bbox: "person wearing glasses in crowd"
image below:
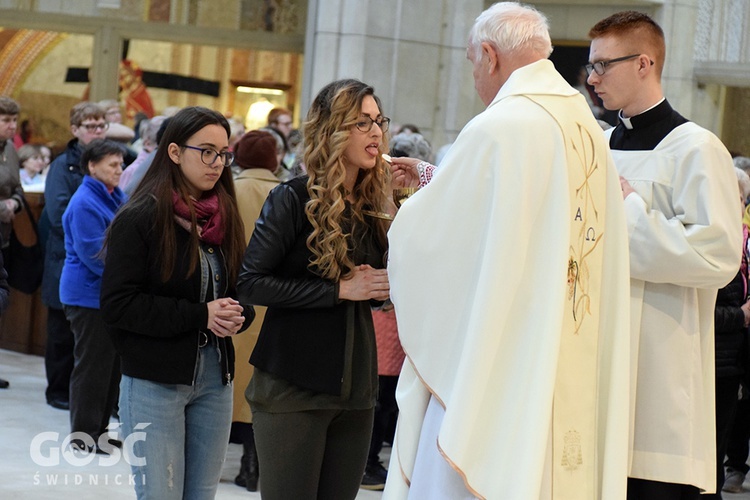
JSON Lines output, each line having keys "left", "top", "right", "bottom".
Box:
{"left": 237, "top": 79, "right": 392, "bottom": 500}
{"left": 41, "top": 101, "right": 109, "bottom": 412}
{"left": 587, "top": 11, "right": 741, "bottom": 499}
{"left": 100, "top": 106, "right": 253, "bottom": 499}
{"left": 98, "top": 100, "right": 138, "bottom": 165}
{"left": 266, "top": 107, "right": 298, "bottom": 177}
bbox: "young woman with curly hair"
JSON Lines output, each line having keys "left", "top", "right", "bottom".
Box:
{"left": 237, "top": 79, "right": 393, "bottom": 500}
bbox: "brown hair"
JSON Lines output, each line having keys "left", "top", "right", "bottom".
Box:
{"left": 303, "top": 79, "right": 390, "bottom": 281}
{"left": 116, "top": 106, "right": 245, "bottom": 283}
{"left": 0, "top": 97, "right": 20, "bottom": 116}
{"left": 267, "top": 107, "right": 291, "bottom": 126}
{"left": 17, "top": 144, "right": 41, "bottom": 164}
{"left": 70, "top": 102, "right": 105, "bottom": 126}
{"left": 588, "top": 11, "right": 665, "bottom": 76}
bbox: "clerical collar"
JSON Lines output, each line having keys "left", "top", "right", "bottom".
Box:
{"left": 619, "top": 98, "right": 667, "bottom": 130}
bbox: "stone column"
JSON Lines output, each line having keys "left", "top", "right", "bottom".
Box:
{"left": 89, "top": 25, "right": 122, "bottom": 102}
{"left": 655, "top": 0, "right": 706, "bottom": 124}
{"left": 302, "top": 0, "right": 485, "bottom": 154}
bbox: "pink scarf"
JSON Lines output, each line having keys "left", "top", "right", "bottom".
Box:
{"left": 172, "top": 191, "right": 224, "bottom": 245}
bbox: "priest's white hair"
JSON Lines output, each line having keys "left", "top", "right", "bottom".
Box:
{"left": 469, "top": 2, "right": 553, "bottom": 59}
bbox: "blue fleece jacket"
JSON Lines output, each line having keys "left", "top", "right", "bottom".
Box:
{"left": 60, "top": 176, "right": 127, "bottom": 309}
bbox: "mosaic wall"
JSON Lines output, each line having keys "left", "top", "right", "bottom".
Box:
{"left": 238, "top": 0, "right": 303, "bottom": 34}
{"left": 0, "top": 25, "right": 301, "bottom": 149}
{"left": 0, "top": 0, "right": 305, "bottom": 147}
{"left": 2, "top": 0, "right": 306, "bottom": 33}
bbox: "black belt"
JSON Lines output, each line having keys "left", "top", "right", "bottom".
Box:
{"left": 198, "top": 330, "right": 216, "bottom": 348}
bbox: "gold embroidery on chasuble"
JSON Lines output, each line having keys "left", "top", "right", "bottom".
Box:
{"left": 552, "top": 116, "right": 607, "bottom": 499}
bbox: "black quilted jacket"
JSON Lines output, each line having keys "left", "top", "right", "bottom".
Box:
{"left": 714, "top": 269, "right": 749, "bottom": 378}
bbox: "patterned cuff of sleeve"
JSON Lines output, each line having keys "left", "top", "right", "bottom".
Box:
{"left": 416, "top": 161, "right": 435, "bottom": 187}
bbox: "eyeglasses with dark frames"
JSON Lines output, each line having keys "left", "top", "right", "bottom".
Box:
{"left": 183, "top": 145, "right": 235, "bottom": 167}
{"left": 585, "top": 54, "right": 652, "bottom": 76}
{"left": 79, "top": 122, "right": 109, "bottom": 132}
{"left": 355, "top": 115, "right": 390, "bottom": 134}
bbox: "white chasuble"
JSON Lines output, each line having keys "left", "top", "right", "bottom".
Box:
{"left": 383, "top": 60, "right": 631, "bottom": 500}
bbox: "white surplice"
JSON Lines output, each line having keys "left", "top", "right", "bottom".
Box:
{"left": 384, "top": 59, "right": 631, "bottom": 500}
{"left": 609, "top": 123, "right": 742, "bottom": 493}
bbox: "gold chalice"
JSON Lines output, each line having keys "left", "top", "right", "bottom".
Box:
{"left": 393, "top": 187, "right": 419, "bottom": 208}
{"left": 361, "top": 186, "right": 419, "bottom": 221}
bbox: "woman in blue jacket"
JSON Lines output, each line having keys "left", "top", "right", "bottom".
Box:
{"left": 60, "top": 138, "right": 127, "bottom": 452}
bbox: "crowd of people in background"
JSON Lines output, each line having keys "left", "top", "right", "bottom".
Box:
{"left": 2, "top": 2, "right": 750, "bottom": 500}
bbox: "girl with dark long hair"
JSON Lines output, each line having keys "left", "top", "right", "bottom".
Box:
{"left": 101, "top": 106, "right": 253, "bottom": 499}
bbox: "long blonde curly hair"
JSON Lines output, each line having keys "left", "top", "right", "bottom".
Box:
{"left": 303, "top": 79, "right": 391, "bottom": 281}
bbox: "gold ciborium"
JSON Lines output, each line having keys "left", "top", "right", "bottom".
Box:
{"left": 362, "top": 187, "right": 419, "bottom": 221}
{"left": 393, "top": 187, "right": 419, "bottom": 208}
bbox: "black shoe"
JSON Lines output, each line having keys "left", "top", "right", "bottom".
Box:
{"left": 47, "top": 398, "right": 70, "bottom": 410}
{"left": 0, "top": 378, "right": 8, "bottom": 389}
{"left": 95, "top": 438, "right": 122, "bottom": 455}
{"left": 70, "top": 437, "right": 122, "bottom": 455}
{"left": 235, "top": 439, "right": 259, "bottom": 491}
{"left": 360, "top": 461, "right": 387, "bottom": 491}
{"left": 234, "top": 451, "right": 249, "bottom": 488}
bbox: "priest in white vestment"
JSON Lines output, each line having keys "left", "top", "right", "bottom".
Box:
{"left": 587, "top": 11, "right": 743, "bottom": 498}
{"left": 383, "top": 3, "right": 632, "bottom": 500}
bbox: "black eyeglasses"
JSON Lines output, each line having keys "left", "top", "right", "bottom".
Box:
{"left": 79, "top": 122, "right": 109, "bottom": 132}
{"left": 585, "top": 54, "right": 643, "bottom": 76}
{"left": 183, "top": 145, "right": 235, "bottom": 167}
{"left": 355, "top": 116, "right": 390, "bottom": 134}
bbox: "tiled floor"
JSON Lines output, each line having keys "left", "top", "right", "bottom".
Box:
{"left": 0, "top": 348, "right": 384, "bottom": 499}
{"left": 6, "top": 346, "right": 750, "bottom": 499}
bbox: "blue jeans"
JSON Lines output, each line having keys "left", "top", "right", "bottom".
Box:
{"left": 119, "top": 345, "right": 232, "bottom": 500}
